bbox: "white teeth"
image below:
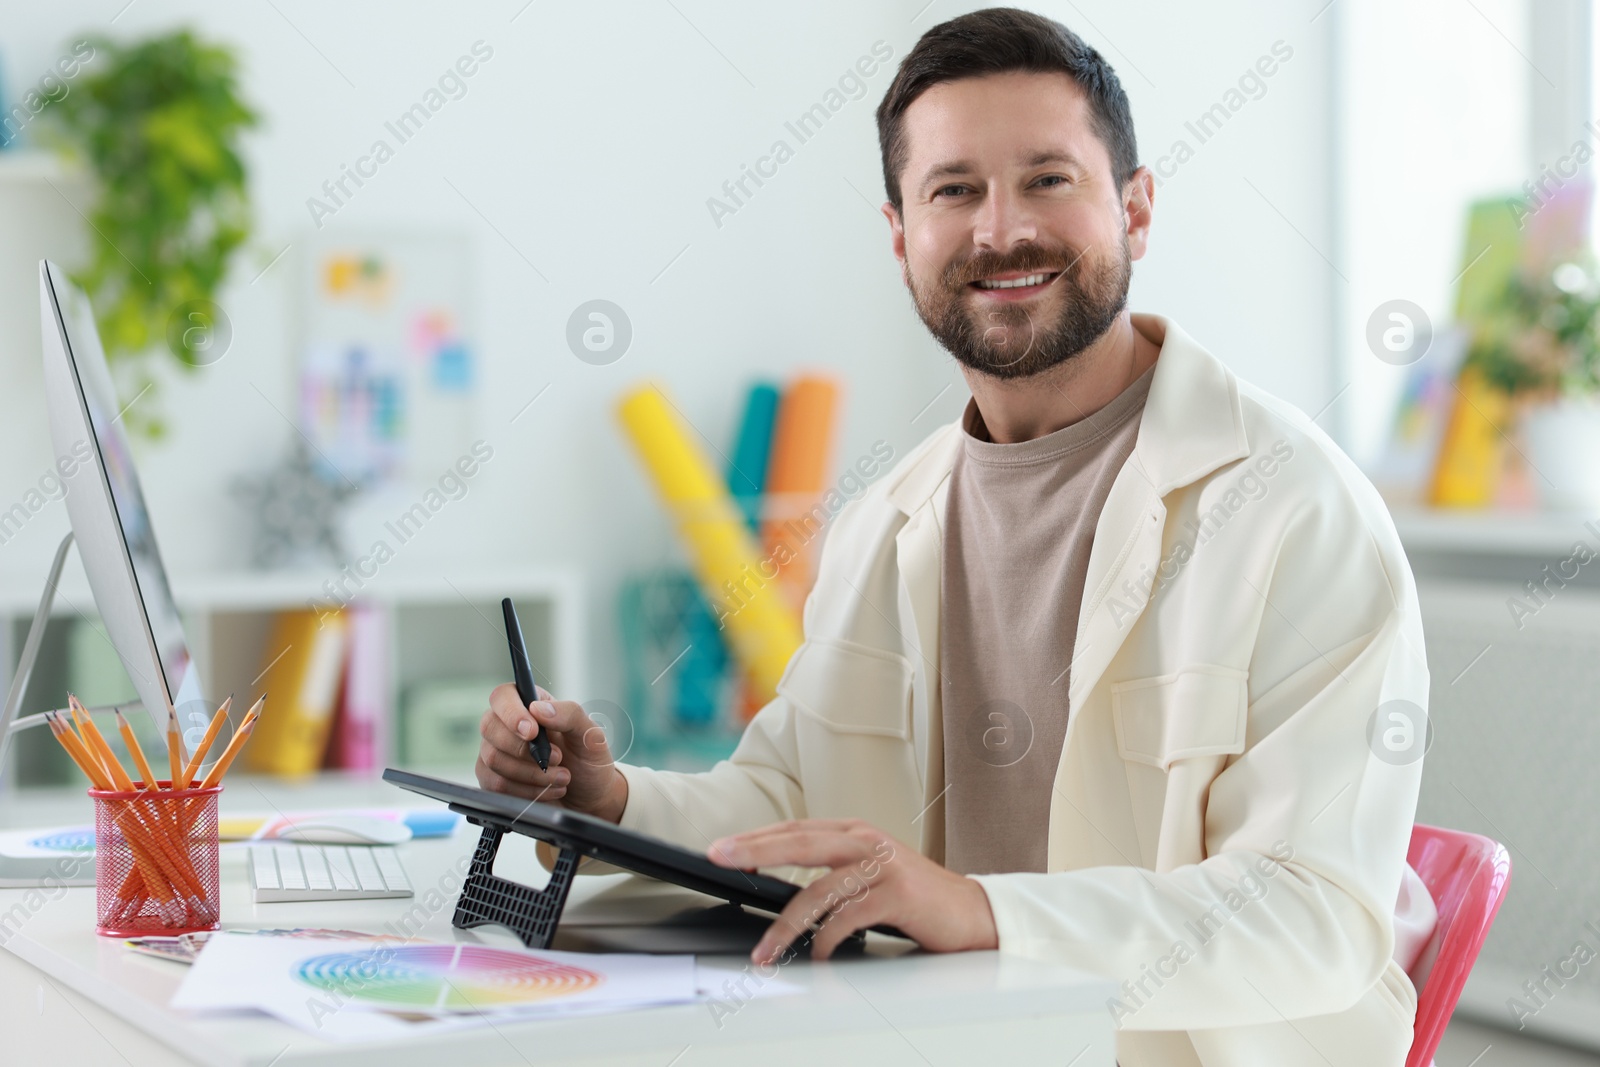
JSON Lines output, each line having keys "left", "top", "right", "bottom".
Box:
{"left": 975, "top": 272, "right": 1053, "bottom": 290}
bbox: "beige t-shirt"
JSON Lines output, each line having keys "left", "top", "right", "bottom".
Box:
{"left": 940, "top": 367, "right": 1154, "bottom": 875}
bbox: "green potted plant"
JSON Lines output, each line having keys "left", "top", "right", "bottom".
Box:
{"left": 1466, "top": 257, "right": 1600, "bottom": 510}
{"left": 41, "top": 29, "right": 257, "bottom": 438}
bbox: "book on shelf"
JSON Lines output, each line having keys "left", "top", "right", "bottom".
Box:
{"left": 246, "top": 609, "right": 350, "bottom": 777}
{"left": 324, "top": 601, "right": 389, "bottom": 772}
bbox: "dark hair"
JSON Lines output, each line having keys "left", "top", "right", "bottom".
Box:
{"left": 875, "top": 7, "right": 1138, "bottom": 213}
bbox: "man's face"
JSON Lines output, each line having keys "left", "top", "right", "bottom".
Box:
{"left": 885, "top": 71, "right": 1147, "bottom": 380}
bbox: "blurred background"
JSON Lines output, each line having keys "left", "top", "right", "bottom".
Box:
{"left": 0, "top": 1, "right": 1597, "bottom": 1061}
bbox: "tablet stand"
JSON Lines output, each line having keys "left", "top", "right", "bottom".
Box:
{"left": 451, "top": 813, "right": 582, "bottom": 949}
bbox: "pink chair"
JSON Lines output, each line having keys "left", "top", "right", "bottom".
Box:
{"left": 1404, "top": 824, "right": 1513, "bottom": 1067}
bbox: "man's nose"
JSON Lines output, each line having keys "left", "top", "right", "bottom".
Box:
{"left": 971, "top": 184, "right": 1039, "bottom": 252}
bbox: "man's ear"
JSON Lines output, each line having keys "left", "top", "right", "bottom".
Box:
{"left": 1123, "top": 166, "right": 1155, "bottom": 262}
{"left": 881, "top": 201, "right": 910, "bottom": 284}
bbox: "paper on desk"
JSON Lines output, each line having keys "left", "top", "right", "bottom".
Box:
{"left": 695, "top": 958, "right": 804, "bottom": 1002}
{"left": 172, "top": 932, "right": 702, "bottom": 1041}
{"left": 126, "top": 928, "right": 388, "bottom": 965}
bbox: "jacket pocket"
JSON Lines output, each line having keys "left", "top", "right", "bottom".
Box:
{"left": 1111, "top": 666, "right": 1249, "bottom": 770}
{"left": 777, "top": 638, "right": 912, "bottom": 739}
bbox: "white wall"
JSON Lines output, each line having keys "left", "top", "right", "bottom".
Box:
{"left": 0, "top": 0, "right": 1340, "bottom": 704}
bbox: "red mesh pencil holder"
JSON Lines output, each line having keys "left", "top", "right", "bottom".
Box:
{"left": 90, "top": 781, "right": 222, "bottom": 937}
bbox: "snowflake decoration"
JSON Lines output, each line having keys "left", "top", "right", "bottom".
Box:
{"left": 231, "top": 442, "right": 358, "bottom": 569}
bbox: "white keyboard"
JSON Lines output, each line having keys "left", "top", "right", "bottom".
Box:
{"left": 248, "top": 843, "right": 413, "bottom": 902}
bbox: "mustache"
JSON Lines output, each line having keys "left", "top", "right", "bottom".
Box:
{"left": 943, "top": 243, "right": 1091, "bottom": 287}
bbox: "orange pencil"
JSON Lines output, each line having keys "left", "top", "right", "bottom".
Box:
{"left": 47, "top": 712, "right": 111, "bottom": 790}
{"left": 165, "top": 705, "right": 186, "bottom": 790}
{"left": 198, "top": 706, "right": 260, "bottom": 790}
{"left": 72, "top": 703, "right": 136, "bottom": 793}
{"left": 115, "top": 709, "right": 159, "bottom": 790}
{"left": 65, "top": 695, "right": 106, "bottom": 779}
{"left": 118, "top": 834, "right": 177, "bottom": 907}
{"left": 181, "top": 695, "right": 236, "bottom": 784}
{"left": 115, "top": 705, "right": 194, "bottom": 862}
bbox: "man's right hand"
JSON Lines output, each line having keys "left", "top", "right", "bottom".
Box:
{"left": 476, "top": 683, "right": 628, "bottom": 824}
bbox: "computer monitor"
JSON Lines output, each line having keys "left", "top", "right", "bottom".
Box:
{"left": 37, "top": 259, "right": 207, "bottom": 739}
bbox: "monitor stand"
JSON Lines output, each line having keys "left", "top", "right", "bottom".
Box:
{"left": 0, "top": 533, "right": 112, "bottom": 887}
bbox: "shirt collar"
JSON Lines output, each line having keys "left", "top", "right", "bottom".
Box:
{"left": 884, "top": 314, "right": 1250, "bottom": 515}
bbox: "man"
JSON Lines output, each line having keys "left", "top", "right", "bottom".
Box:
{"left": 478, "top": 9, "right": 1437, "bottom": 1065}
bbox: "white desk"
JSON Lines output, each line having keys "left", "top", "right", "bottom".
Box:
{"left": 0, "top": 777, "right": 1116, "bottom": 1066}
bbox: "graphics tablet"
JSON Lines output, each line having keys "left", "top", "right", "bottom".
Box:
{"left": 382, "top": 768, "right": 802, "bottom": 917}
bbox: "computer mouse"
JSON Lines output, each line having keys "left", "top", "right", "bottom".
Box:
{"left": 276, "top": 815, "right": 414, "bottom": 846}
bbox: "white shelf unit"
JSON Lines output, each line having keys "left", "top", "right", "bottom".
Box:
{"left": 0, "top": 562, "right": 587, "bottom": 791}
{"left": 0, "top": 150, "right": 80, "bottom": 184}
{"left": 1389, "top": 505, "right": 1600, "bottom": 558}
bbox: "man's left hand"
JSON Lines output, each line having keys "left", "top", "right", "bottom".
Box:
{"left": 708, "top": 818, "right": 999, "bottom": 964}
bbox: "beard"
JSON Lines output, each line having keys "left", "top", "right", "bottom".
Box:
{"left": 907, "top": 233, "right": 1132, "bottom": 381}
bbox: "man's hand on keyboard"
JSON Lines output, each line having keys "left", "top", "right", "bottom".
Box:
{"left": 476, "top": 683, "right": 629, "bottom": 823}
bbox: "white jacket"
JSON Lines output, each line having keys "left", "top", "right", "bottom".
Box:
{"left": 615, "top": 315, "right": 1431, "bottom": 1066}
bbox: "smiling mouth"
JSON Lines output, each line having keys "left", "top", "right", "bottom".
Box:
{"left": 969, "top": 271, "right": 1060, "bottom": 292}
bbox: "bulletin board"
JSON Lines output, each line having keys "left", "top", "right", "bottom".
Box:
{"left": 297, "top": 233, "right": 477, "bottom": 487}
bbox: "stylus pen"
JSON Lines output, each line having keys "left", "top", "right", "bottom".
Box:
{"left": 502, "top": 597, "right": 551, "bottom": 771}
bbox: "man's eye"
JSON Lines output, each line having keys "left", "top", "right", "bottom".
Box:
{"left": 933, "top": 184, "right": 970, "bottom": 199}
{"left": 1035, "top": 174, "right": 1069, "bottom": 188}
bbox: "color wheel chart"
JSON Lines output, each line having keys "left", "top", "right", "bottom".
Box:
{"left": 294, "top": 944, "right": 604, "bottom": 1011}
{"left": 30, "top": 829, "right": 95, "bottom": 853}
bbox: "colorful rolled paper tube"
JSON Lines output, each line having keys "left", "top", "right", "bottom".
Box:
{"left": 617, "top": 384, "right": 803, "bottom": 703}
{"left": 671, "top": 381, "right": 778, "bottom": 724}
{"left": 760, "top": 376, "right": 840, "bottom": 612}
{"left": 728, "top": 382, "right": 780, "bottom": 531}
